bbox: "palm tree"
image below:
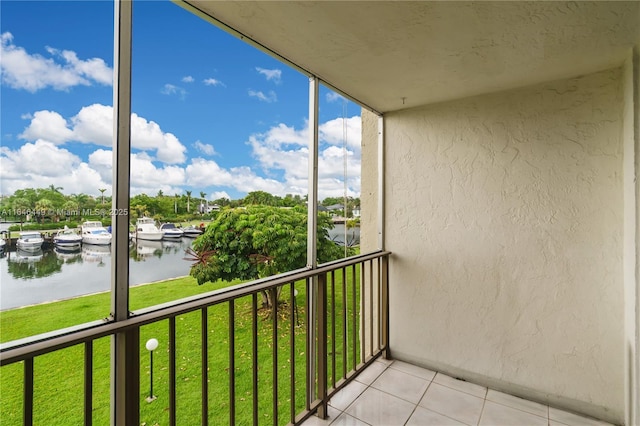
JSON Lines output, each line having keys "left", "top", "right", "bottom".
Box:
{"left": 186, "top": 190, "right": 192, "bottom": 213}
{"left": 199, "top": 191, "right": 206, "bottom": 214}
{"left": 73, "top": 193, "right": 89, "bottom": 216}
{"left": 12, "top": 198, "right": 30, "bottom": 230}
{"left": 99, "top": 188, "right": 107, "bottom": 205}
{"left": 48, "top": 184, "right": 63, "bottom": 193}
{"left": 35, "top": 198, "right": 54, "bottom": 223}
{"left": 174, "top": 193, "right": 179, "bottom": 214}
{"left": 157, "top": 189, "right": 164, "bottom": 198}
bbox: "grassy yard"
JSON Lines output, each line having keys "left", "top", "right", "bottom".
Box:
{"left": 0, "top": 269, "right": 361, "bottom": 425}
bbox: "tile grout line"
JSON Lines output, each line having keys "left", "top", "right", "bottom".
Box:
{"left": 476, "top": 390, "right": 489, "bottom": 426}
{"left": 402, "top": 376, "right": 435, "bottom": 425}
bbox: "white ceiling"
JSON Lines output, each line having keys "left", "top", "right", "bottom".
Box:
{"left": 183, "top": 1, "right": 639, "bottom": 113}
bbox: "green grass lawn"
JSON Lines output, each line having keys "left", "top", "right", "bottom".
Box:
{"left": 0, "top": 269, "right": 361, "bottom": 425}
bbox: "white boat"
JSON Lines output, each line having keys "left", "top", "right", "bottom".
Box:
{"left": 134, "top": 217, "right": 164, "bottom": 241}
{"left": 160, "top": 223, "right": 183, "bottom": 239}
{"left": 81, "top": 221, "right": 112, "bottom": 245}
{"left": 53, "top": 226, "right": 83, "bottom": 250}
{"left": 182, "top": 225, "right": 203, "bottom": 237}
{"left": 16, "top": 231, "right": 44, "bottom": 251}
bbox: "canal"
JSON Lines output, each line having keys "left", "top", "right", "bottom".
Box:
{"left": 0, "top": 224, "right": 359, "bottom": 311}
{"left": 0, "top": 238, "right": 195, "bottom": 311}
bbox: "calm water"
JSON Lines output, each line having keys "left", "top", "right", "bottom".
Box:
{"left": 0, "top": 237, "right": 195, "bottom": 311}
{"left": 0, "top": 223, "right": 359, "bottom": 311}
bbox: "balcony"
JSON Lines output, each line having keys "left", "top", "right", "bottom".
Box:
{"left": 0, "top": 247, "right": 620, "bottom": 426}
{"left": 0, "top": 252, "right": 391, "bottom": 425}
{"left": 300, "top": 359, "right": 614, "bottom": 426}
{"left": 2, "top": 1, "right": 636, "bottom": 425}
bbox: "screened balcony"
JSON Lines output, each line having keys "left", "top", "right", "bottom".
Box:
{"left": 1, "top": 1, "right": 639, "bottom": 425}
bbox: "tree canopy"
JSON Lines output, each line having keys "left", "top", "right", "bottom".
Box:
{"left": 189, "top": 205, "right": 346, "bottom": 285}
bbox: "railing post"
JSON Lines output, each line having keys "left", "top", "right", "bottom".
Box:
{"left": 381, "top": 255, "right": 390, "bottom": 359}
{"left": 307, "top": 75, "right": 320, "bottom": 406}
{"left": 316, "top": 272, "right": 328, "bottom": 419}
{"left": 111, "top": 0, "right": 134, "bottom": 424}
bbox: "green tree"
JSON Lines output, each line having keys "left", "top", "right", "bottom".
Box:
{"left": 12, "top": 197, "right": 30, "bottom": 229}
{"left": 13, "top": 188, "right": 39, "bottom": 207}
{"left": 62, "top": 200, "right": 79, "bottom": 221}
{"left": 213, "top": 197, "right": 231, "bottom": 207}
{"left": 99, "top": 188, "right": 107, "bottom": 205}
{"left": 190, "top": 205, "right": 345, "bottom": 307}
{"left": 72, "top": 193, "right": 89, "bottom": 213}
{"left": 243, "top": 190, "right": 278, "bottom": 206}
{"left": 34, "top": 198, "right": 54, "bottom": 223}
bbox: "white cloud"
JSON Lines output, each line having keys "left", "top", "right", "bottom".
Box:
{"left": 326, "top": 92, "right": 345, "bottom": 103}
{"left": 71, "top": 103, "right": 113, "bottom": 146}
{"left": 130, "top": 113, "right": 187, "bottom": 164}
{"left": 248, "top": 89, "right": 277, "bottom": 103}
{"left": 0, "top": 141, "right": 108, "bottom": 195}
{"left": 0, "top": 32, "right": 112, "bottom": 92}
{"left": 204, "top": 78, "right": 224, "bottom": 87}
{"left": 182, "top": 75, "right": 194, "bottom": 83}
{"left": 259, "top": 123, "right": 308, "bottom": 149}
{"left": 161, "top": 83, "right": 187, "bottom": 97}
{"left": 193, "top": 141, "right": 216, "bottom": 156}
{"left": 4, "top": 100, "right": 362, "bottom": 200}
{"left": 185, "top": 158, "right": 286, "bottom": 194}
{"left": 46, "top": 47, "right": 112, "bottom": 86}
{"left": 210, "top": 191, "right": 231, "bottom": 201}
{"left": 88, "top": 149, "right": 186, "bottom": 193}
{"left": 256, "top": 67, "right": 282, "bottom": 83}
{"left": 19, "top": 104, "right": 188, "bottom": 164}
{"left": 319, "top": 116, "right": 362, "bottom": 151}
{"left": 18, "top": 110, "right": 74, "bottom": 144}
{"left": 246, "top": 116, "right": 362, "bottom": 199}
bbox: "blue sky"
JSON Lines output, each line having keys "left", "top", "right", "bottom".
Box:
{"left": 0, "top": 0, "right": 362, "bottom": 202}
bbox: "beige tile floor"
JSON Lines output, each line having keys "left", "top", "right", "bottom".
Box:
{"left": 301, "top": 359, "right": 614, "bottom": 426}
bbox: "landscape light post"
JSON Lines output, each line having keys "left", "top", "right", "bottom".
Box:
{"left": 145, "top": 338, "right": 158, "bottom": 402}
{"left": 293, "top": 289, "right": 300, "bottom": 326}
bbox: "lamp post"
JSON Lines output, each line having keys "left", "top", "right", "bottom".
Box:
{"left": 145, "top": 338, "right": 158, "bottom": 403}
{"left": 293, "top": 289, "right": 300, "bottom": 326}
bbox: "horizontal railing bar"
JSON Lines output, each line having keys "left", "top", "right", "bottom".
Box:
{"left": 1, "top": 252, "right": 390, "bottom": 365}
{"left": 0, "top": 319, "right": 109, "bottom": 352}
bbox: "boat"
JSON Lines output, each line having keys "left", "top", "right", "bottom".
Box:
{"left": 81, "top": 221, "right": 112, "bottom": 245}
{"left": 160, "top": 223, "right": 183, "bottom": 239}
{"left": 16, "top": 231, "right": 44, "bottom": 251}
{"left": 182, "top": 225, "right": 203, "bottom": 237}
{"left": 134, "top": 217, "right": 164, "bottom": 241}
{"left": 53, "top": 226, "right": 83, "bottom": 250}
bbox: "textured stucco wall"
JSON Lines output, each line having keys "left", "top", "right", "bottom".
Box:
{"left": 360, "top": 109, "right": 379, "bottom": 253}
{"left": 384, "top": 68, "right": 625, "bottom": 422}
{"left": 622, "top": 48, "right": 639, "bottom": 426}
